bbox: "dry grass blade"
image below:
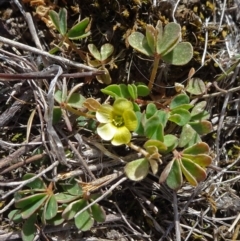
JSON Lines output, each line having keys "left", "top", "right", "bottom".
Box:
{"left": 75, "top": 171, "right": 123, "bottom": 194}
{"left": 0, "top": 36, "right": 97, "bottom": 71}
{"left": 44, "top": 65, "right": 69, "bottom": 166}
{"left": 26, "top": 108, "right": 36, "bottom": 143}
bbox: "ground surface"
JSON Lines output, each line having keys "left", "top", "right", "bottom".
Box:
{"left": 0, "top": 0, "right": 240, "bottom": 241}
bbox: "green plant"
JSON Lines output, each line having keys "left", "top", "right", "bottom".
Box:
{"left": 49, "top": 8, "right": 90, "bottom": 55}
{"left": 51, "top": 77, "right": 212, "bottom": 190}
{"left": 128, "top": 20, "right": 193, "bottom": 90}
{"left": 8, "top": 174, "right": 59, "bottom": 241}
{"left": 87, "top": 43, "right": 114, "bottom": 84}
{"left": 54, "top": 80, "right": 97, "bottom": 130}
{"left": 61, "top": 193, "right": 105, "bottom": 231}
{"left": 159, "top": 142, "right": 212, "bottom": 190}
{"left": 9, "top": 174, "right": 106, "bottom": 241}
{"left": 56, "top": 179, "right": 106, "bottom": 231}
{"left": 97, "top": 84, "right": 212, "bottom": 190}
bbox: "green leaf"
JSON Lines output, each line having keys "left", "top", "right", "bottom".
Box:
{"left": 166, "top": 159, "right": 183, "bottom": 190}
{"left": 149, "top": 123, "right": 164, "bottom": 142}
{"left": 128, "top": 32, "right": 154, "bottom": 57}
{"left": 89, "top": 193, "right": 101, "bottom": 200}
{"left": 157, "top": 22, "right": 181, "bottom": 56}
{"left": 15, "top": 193, "right": 47, "bottom": 209}
{"left": 145, "top": 116, "right": 161, "bottom": 138}
{"left": 62, "top": 199, "right": 87, "bottom": 220}
{"left": 67, "top": 93, "right": 86, "bottom": 109}
{"left": 186, "top": 78, "right": 206, "bottom": 95}
{"left": 55, "top": 193, "right": 80, "bottom": 203}
{"left": 49, "top": 45, "right": 62, "bottom": 55}
{"left": 60, "top": 180, "right": 83, "bottom": 196}
{"left": 134, "top": 111, "right": 144, "bottom": 135}
{"left": 183, "top": 142, "right": 210, "bottom": 155}
{"left": 88, "top": 44, "right": 101, "bottom": 61}
{"left": 47, "top": 213, "right": 65, "bottom": 226}
{"left": 190, "top": 101, "right": 210, "bottom": 121}
{"left": 191, "top": 101, "right": 207, "bottom": 117}
{"left": 23, "top": 173, "right": 46, "bottom": 189}
{"left": 67, "top": 17, "right": 90, "bottom": 40}
{"left": 178, "top": 124, "right": 195, "bottom": 148}
{"left": 75, "top": 210, "right": 94, "bottom": 231}
{"left": 136, "top": 84, "right": 150, "bottom": 97}
{"left": 100, "top": 43, "right": 114, "bottom": 61}
{"left": 44, "top": 195, "right": 58, "bottom": 220}
{"left": 119, "top": 84, "right": 131, "bottom": 98}
{"left": 185, "top": 132, "right": 202, "bottom": 148}
{"left": 54, "top": 90, "right": 65, "bottom": 104}
{"left": 133, "top": 102, "right": 141, "bottom": 112}
{"left": 146, "top": 103, "right": 157, "bottom": 119}
{"left": 124, "top": 158, "right": 149, "bottom": 181}
{"left": 101, "top": 84, "right": 122, "bottom": 98}
{"left": 144, "top": 139, "right": 167, "bottom": 152}
{"left": 162, "top": 42, "right": 193, "bottom": 65}
{"left": 91, "top": 203, "right": 106, "bottom": 222}
{"left": 163, "top": 134, "right": 178, "bottom": 153}
{"left": 96, "top": 66, "right": 112, "bottom": 84}
{"left": 146, "top": 24, "right": 156, "bottom": 53}
{"left": 156, "top": 110, "right": 169, "bottom": 128}
{"left": 59, "top": 8, "right": 67, "bottom": 35}
{"left": 179, "top": 158, "right": 198, "bottom": 186}
{"left": 170, "top": 94, "right": 190, "bottom": 110}
{"left": 20, "top": 195, "right": 48, "bottom": 219}
{"left": 188, "top": 121, "right": 212, "bottom": 135}
{"left": 127, "top": 84, "right": 138, "bottom": 100}
{"left": 159, "top": 159, "right": 182, "bottom": 190}
{"left": 8, "top": 209, "right": 22, "bottom": 223}
{"left": 182, "top": 154, "right": 212, "bottom": 167}
{"left": 169, "top": 109, "right": 191, "bottom": 126}
{"left": 181, "top": 158, "right": 207, "bottom": 184}
{"left": 192, "top": 110, "right": 210, "bottom": 121}
{"left": 21, "top": 214, "right": 37, "bottom": 241}
{"left": 156, "top": 20, "right": 163, "bottom": 45}
{"left": 49, "top": 10, "right": 60, "bottom": 33}
{"left": 170, "top": 104, "right": 193, "bottom": 111}
{"left": 53, "top": 107, "right": 62, "bottom": 124}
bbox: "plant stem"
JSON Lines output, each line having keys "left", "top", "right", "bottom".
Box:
{"left": 127, "top": 142, "right": 149, "bottom": 157}
{"left": 64, "top": 104, "right": 95, "bottom": 119}
{"left": 148, "top": 54, "right": 161, "bottom": 91}
{"left": 64, "top": 37, "right": 86, "bottom": 61}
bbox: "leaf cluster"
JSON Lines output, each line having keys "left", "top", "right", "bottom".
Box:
{"left": 100, "top": 86, "right": 213, "bottom": 189}
{"left": 52, "top": 78, "right": 213, "bottom": 190}
{"left": 87, "top": 43, "right": 114, "bottom": 84}
{"left": 48, "top": 8, "right": 90, "bottom": 55}
{"left": 128, "top": 21, "right": 193, "bottom": 66}
{"left": 49, "top": 8, "right": 91, "bottom": 40}
{"left": 128, "top": 21, "right": 193, "bottom": 90}
{"left": 9, "top": 174, "right": 105, "bottom": 241}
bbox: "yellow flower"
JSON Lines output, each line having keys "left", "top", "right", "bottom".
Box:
{"left": 96, "top": 98, "right": 138, "bottom": 145}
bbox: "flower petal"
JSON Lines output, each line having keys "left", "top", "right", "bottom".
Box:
{"left": 111, "top": 126, "right": 131, "bottom": 146}
{"left": 97, "top": 123, "right": 116, "bottom": 141}
{"left": 113, "top": 98, "right": 133, "bottom": 115}
{"left": 96, "top": 104, "right": 113, "bottom": 123}
{"left": 123, "top": 110, "right": 138, "bottom": 131}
